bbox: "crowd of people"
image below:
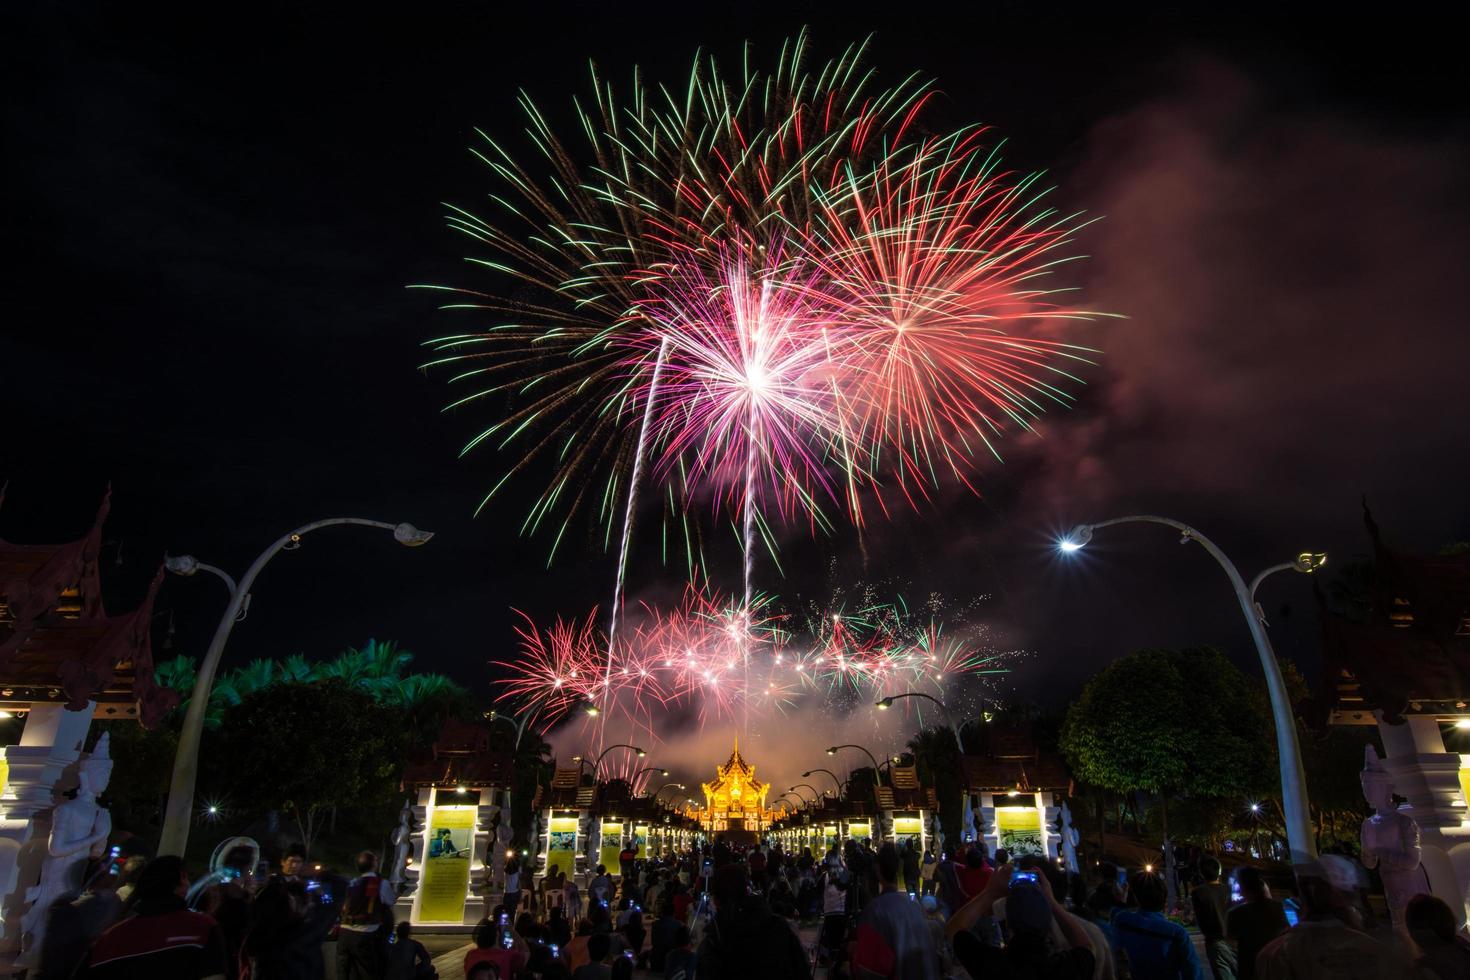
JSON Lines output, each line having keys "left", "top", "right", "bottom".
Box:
{"left": 28, "top": 833, "right": 1470, "bottom": 979}
{"left": 30, "top": 843, "right": 433, "bottom": 980}
{"left": 477, "top": 834, "right": 1470, "bottom": 980}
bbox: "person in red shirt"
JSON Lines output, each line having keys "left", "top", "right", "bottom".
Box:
{"left": 81, "top": 856, "right": 228, "bottom": 980}
{"left": 464, "top": 915, "right": 528, "bottom": 980}
{"left": 956, "top": 847, "right": 993, "bottom": 901}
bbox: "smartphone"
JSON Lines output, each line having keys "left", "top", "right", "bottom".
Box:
{"left": 1116, "top": 868, "right": 1128, "bottom": 888}
{"left": 623, "top": 950, "right": 635, "bottom": 961}
{"left": 1283, "top": 898, "right": 1300, "bottom": 928}
{"left": 550, "top": 945, "right": 560, "bottom": 958}
{"left": 499, "top": 912, "right": 509, "bottom": 926}
{"left": 305, "top": 880, "right": 321, "bottom": 892}
{"left": 109, "top": 845, "right": 122, "bottom": 859}
{"left": 1010, "top": 870, "right": 1039, "bottom": 885}
{"left": 502, "top": 931, "right": 515, "bottom": 950}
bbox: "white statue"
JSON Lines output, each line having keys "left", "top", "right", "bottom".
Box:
{"left": 389, "top": 799, "right": 413, "bottom": 889}
{"left": 21, "top": 733, "right": 113, "bottom": 958}
{"left": 1361, "top": 744, "right": 1425, "bottom": 922}
{"left": 1059, "top": 801, "right": 1081, "bottom": 873}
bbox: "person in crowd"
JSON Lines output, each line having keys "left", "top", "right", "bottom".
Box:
{"left": 900, "top": 839, "right": 922, "bottom": 897}
{"left": 199, "top": 843, "right": 256, "bottom": 980}
{"left": 946, "top": 861, "right": 1096, "bottom": 980}
{"left": 564, "top": 918, "right": 595, "bottom": 972}
{"left": 465, "top": 965, "right": 498, "bottom": 980}
{"left": 338, "top": 850, "right": 397, "bottom": 980}
{"left": 994, "top": 849, "right": 1010, "bottom": 868}
{"left": 1403, "top": 893, "right": 1470, "bottom": 980}
{"left": 113, "top": 854, "right": 147, "bottom": 903}
{"left": 384, "top": 920, "right": 437, "bottom": 980}
{"left": 851, "top": 842, "right": 937, "bottom": 980}
{"left": 79, "top": 855, "right": 229, "bottom": 979}
{"left": 619, "top": 842, "right": 638, "bottom": 884}
{"left": 1190, "top": 857, "right": 1236, "bottom": 980}
{"left": 696, "top": 862, "right": 811, "bottom": 980}
{"left": 649, "top": 895, "right": 682, "bottom": 971}
{"left": 503, "top": 856, "right": 523, "bottom": 917}
{"left": 920, "top": 849, "right": 938, "bottom": 897}
{"left": 1088, "top": 863, "right": 1126, "bottom": 923}
{"left": 618, "top": 896, "right": 646, "bottom": 968}
{"left": 1254, "top": 855, "right": 1413, "bottom": 980}
{"left": 933, "top": 846, "right": 965, "bottom": 917}
{"left": 1225, "top": 867, "right": 1288, "bottom": 980}
{"left": 956, "top": 844, "right": 993, "bottom": 903}
{"left": 918, "top": 895, "right": 957, "bottom": 979}
{"left": 664, "top": 924, "right": 697, "bottom": 980}
{"left": 35, "top": 862, "right": 124, "bottom": 980}
{"left": 243, "top": 874, "right": 338, "bottom": 980}
{"left": 564, "top": 871, "right": 584, "bottom": 924}
{"left": 820, "top": 853, "right": 851, "bottom": 964}
{"left": 278, "top": 844, "right": 307, "bottom": 882}
{"left": 1111, "top": 871, "right": 1205, "bottom": 980}
{"left": 590, "top": 865, "right": 614, "bottom": 909}
{"left": 466, "top": 915, "right": 529, "bottom": 980}
{"left": 549, "top": 904, "right": 574, "bottom": 947}
{"left": 995, "top": 856, "right": 1117, "bottom": 980}
{"left": 572, "top": 932, "right": 614, "bottom": 980}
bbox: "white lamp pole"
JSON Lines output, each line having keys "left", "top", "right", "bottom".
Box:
{"left": 159, "top": 517, "right": 433, "bottom": 856}
{"left": 1059, "top": 516, "right": 1324, "bottom": 865}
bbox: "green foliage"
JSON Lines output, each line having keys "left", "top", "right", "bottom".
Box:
{"left": 1060, "top": 648, "right": 1269, "bottom": 802}
{"left": 159, "top": 639, "right": 471, "bottom": 739}
{"left": 201, "top": 679, "right": 407, "bottom": 854}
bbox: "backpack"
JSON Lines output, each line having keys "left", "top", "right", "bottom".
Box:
{"left": 341, "top": 875, "right": 388, "bottom": 927}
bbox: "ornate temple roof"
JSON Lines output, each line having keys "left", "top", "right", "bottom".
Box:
{"left": 1310, "top": 507, "right": 1470, "bottom": 727}
{"left": 702, "top": 737, "right": 770, "bottom": 798}
{"left": 399, "top": 718, "right": 515, "bottom": 788}
{"left": 0, "top": 488, "right": 178, "bottom": 728}
{"left": 960, "top": 725, "right": 1071, "bottom": 792}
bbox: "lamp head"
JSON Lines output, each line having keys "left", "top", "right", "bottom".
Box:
{"left": 164, "top": 554, "right": 200, "bottom": 576}
{"left": 583, "top": 703, "right": 600, "bottom": 717}
{"left": 1058, "top": 524, "right": 1093, "bottom": 553}
{"left": 826, "top": 747, "right": 837, "bottom": 755}
{"left": 661, "top": 769, "right": 670, "bottom": 777}
{"left": 876, "top": 697, "right": 893, "bottom": 710}
{"left": 393, "top": 522, "right": 434, "bottom": 547}
{"left": 1293, "top": 551, "right": 1328, "bottom": 574}
{"left": 636, "top": 748, "right": 646, "bottom": 758}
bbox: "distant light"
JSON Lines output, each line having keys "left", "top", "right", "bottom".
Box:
{"left": 0, "top": 710, "right": 13, "bottom": 719}
{"left": 456, "top": 786, "right": 467, "bottom": 794}
{"left": 1058, "top": 539, "right": 1083, "bottom": 553}
{"left": 1456, "top": 720, "right": 1470, "bottom": 731}
{"left": 1145, "top": 863, "right": 1154, "bottom": 873}
{"left": 208, "top": 805, "right": 219, "bottom": 815}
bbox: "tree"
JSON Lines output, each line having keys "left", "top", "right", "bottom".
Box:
{"left": 204, "top": 679, "right": 407, "bottom": 855}
{"left": 906, "top": 726, "right": 963, "bottom": 845}
{"left": 1060, "top": 648, "right": 1270, "bottom": 839}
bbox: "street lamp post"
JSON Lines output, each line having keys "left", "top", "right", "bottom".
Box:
{"left": 876, "top": 692, "right": 968, "bottom": 753}
{"left": 789, "top": 784, "right": 821, "bottom": 804}
{"left": 826, "top": 743, "right": 881, "bottom": 772}
{"left": 653, "top": 783, "right": 686, "bottom": 803}
{"left": 1058, "top": 515, "right": 1324, "bottom": 865}
{"left": 159, "top": 517, "right": 433, "bottom": 857}
{"left": 803, "top": 769, "right": 844, "bottom": 796}
{"left": 580, "top": 743, "right": 646, "bottom": 778}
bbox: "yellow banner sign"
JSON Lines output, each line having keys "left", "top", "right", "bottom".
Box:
{"left": 599, "top": 821, "right": 624, "bottom": 874}
{"left": 418, "top": 803, "right": 476, "bottom": 923}
{"left": 547, "top": 816, "right": 578, "bottom": 878}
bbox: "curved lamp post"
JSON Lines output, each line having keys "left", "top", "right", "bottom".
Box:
{"left": 803, "top": 769, "right": 844, "bottom": 796}
{"left": 159, "top": 517, "right": 433, "bottom": 856}
{"left": 788, "top": 784, "right": 821, "bottom": 804}
{"left": 876, "top": 692, "right": 968, "bottom": 753}
{"left": 826, "top": 743, "right": 881, "bottom": 772}
{"left": 653, "top": 782, "right": 686, "bottom": 803}
{"left": 577, "top": 743, "right": 646, "bottom": 778}
{"left": 1058, "top": 515, "right": 1325, "bottom": 865}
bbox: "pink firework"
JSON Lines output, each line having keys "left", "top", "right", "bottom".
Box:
{"left": 808, "top": 129, "right": 1098, "bottom": 513}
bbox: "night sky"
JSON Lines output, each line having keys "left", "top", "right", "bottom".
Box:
{"left": 5, "top": 3, "right": 1469, "bottom": 762}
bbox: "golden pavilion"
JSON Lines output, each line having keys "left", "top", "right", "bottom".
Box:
{"left": 699, "top": 738, "right": 773, "bottom": 834}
